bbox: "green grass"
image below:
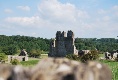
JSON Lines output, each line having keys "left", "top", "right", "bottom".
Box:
{"left": 99, "top": 53, "right": 104, "bottom": 57}
{"left": 20, "top": 60, "right": 39, "bottom": 67}
{"left": 100, "top": 60, "right": 118, "bottom": 80}
{"left": 98, "top": 54, "right": 118, "bottom": 80}
{"left": 20, "top": 54, "right": 48, "bottom": 67}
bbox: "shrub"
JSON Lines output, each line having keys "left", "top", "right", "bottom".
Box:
{"left": 80, "top": 50, "right": 99, "bottom": 62}
{"left": 10, "top": 59, "right": 20, "bottom": 65}
{"left": 66, "top": 54, "right": 79, "bottom": 61}
{"left": 29, "top": 49, "right": 42, "bottom": 58}
{"left": 66, "top": 50, "right": 99, "bottom": 62}
{"left": 0, "top": 53, "right": 7, "bottom": 63}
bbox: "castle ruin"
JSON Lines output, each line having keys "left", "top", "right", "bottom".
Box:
{"left": 8, "top": 49, "right": 28, "bottom": 62}
{"left": 48, "top": 30, "right": 78, "bottom": 57}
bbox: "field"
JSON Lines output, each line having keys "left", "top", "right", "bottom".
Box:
{"left": 20, "top": 54, "right": 48, "bottom": 66}
{"left": 20, "top": 54, "right": 118, "bottom": 80}
{"left": 100, "top": 60, "right": 118, "bottom": 80}
{"left": 20, "top": 59, "right": 39, "bottom": 66}
{"left": 98, "top": 54, "right": 118, "bottom": 80}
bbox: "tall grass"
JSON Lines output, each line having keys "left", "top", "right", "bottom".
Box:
{"left": 100, "top": 60, "right": 118, "bottom": 80}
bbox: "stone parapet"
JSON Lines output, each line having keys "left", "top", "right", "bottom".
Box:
{"left": 0, "top": 58, "right": 112, "bottom": 80}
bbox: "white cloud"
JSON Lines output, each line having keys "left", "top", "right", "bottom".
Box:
{"left": 38, "top": 0, "right": 89, "bottom": 23}
{"left": 4, "top": 9, "right": 13, "bottom": 13}
{"left": 5, "top": 16, "right": 44, "bottom": 26}
{"left": 3, "top": 0, "right": 118, "bottom": 38}
{"left": 5, "top": 0, "right": 89, "bottom": 29}
{"left": 102, "top": 16, "right": 110, "bottom": 21}
{"left": 98, "top": 9, "right": 106, "bottom": 14}
{"left": 17, "top": 6, "right": 30, "bottom": 11}
{"left": 112, "top": 5, "right": 118, "bottom": 16}
{"left": 113, "top": 5, "right": 118, "bottom": 10}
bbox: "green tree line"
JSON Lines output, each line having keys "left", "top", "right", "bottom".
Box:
{"left": 75, "top": 38, "right": 118, "bottom": 52}
{"left": 0, "top": 35, "right": 118, "bottom": 56}
{"left": 0, "top": 35, "right": 51, "bottom": 55}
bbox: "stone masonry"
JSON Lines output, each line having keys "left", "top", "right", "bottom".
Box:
{"left": 8, "top": 49, "right": 28, "bottom": 62}
{"left": 0, "top": 58, "right": 112, "bottom": 80}
{"left": 49, "top": 30, "right": 78, "bottom": 57}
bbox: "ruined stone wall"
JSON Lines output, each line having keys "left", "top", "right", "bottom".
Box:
{"left": 55, "top": 34, "right": 66, "bottom": 57}
{"left": 8, "top": 55, "right": 28, "bottom": 62}
{"left": 0, "top": 58, "right": 112, "bottom": 80}
{"left": 49, "top": 30, "right": 78, "bottom": 57}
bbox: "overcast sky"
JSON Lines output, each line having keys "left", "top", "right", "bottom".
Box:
{"left": 0, "top": 0, "right": 118, "bottom": 39}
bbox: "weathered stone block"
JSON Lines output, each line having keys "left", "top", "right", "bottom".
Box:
{"left": 0, "top": 58, "right": 112, "bottom": 80}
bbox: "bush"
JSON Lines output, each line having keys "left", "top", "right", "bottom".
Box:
{"left": 10, "top": 59, "right": 20, "bottom": 65}
{"left": 0, "top": 53, "right": 7, "bottom": 63}
{"left": 66, "top": 50, "right": 99, "bottom": 62}
{"left": 66, "top": 54, "right": 79, "bottom": 61}
{"left": 29, "top": 49, "right": 41, "bottom": 58}
{"left": 80, "top": 50, "right": 99, "bottom": 62}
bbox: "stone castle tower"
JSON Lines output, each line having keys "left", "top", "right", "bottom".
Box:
{"left": 49, "top": 30, "right": 78, "bottom": 57}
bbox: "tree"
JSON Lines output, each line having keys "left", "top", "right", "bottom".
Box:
{"left": 0, "top": 53, "right": 7, "bottom": 63}
{"left": 2, "top": 45, "right": 17, "bottom": 55}
{"left": 29, "top": 49, "right": 42, "bottom": 58}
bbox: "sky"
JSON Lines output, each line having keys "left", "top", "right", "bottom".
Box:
{"left": 0, "top": 0, "right": 118, "bottom": 39}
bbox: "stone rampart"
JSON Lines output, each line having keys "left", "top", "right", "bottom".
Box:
{"left": 0, "top": 58, "right": 112, "bottom": 80}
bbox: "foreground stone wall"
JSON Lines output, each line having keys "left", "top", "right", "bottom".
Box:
{"left": 0, "top": 58, "right": 112, "bottom": 80}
